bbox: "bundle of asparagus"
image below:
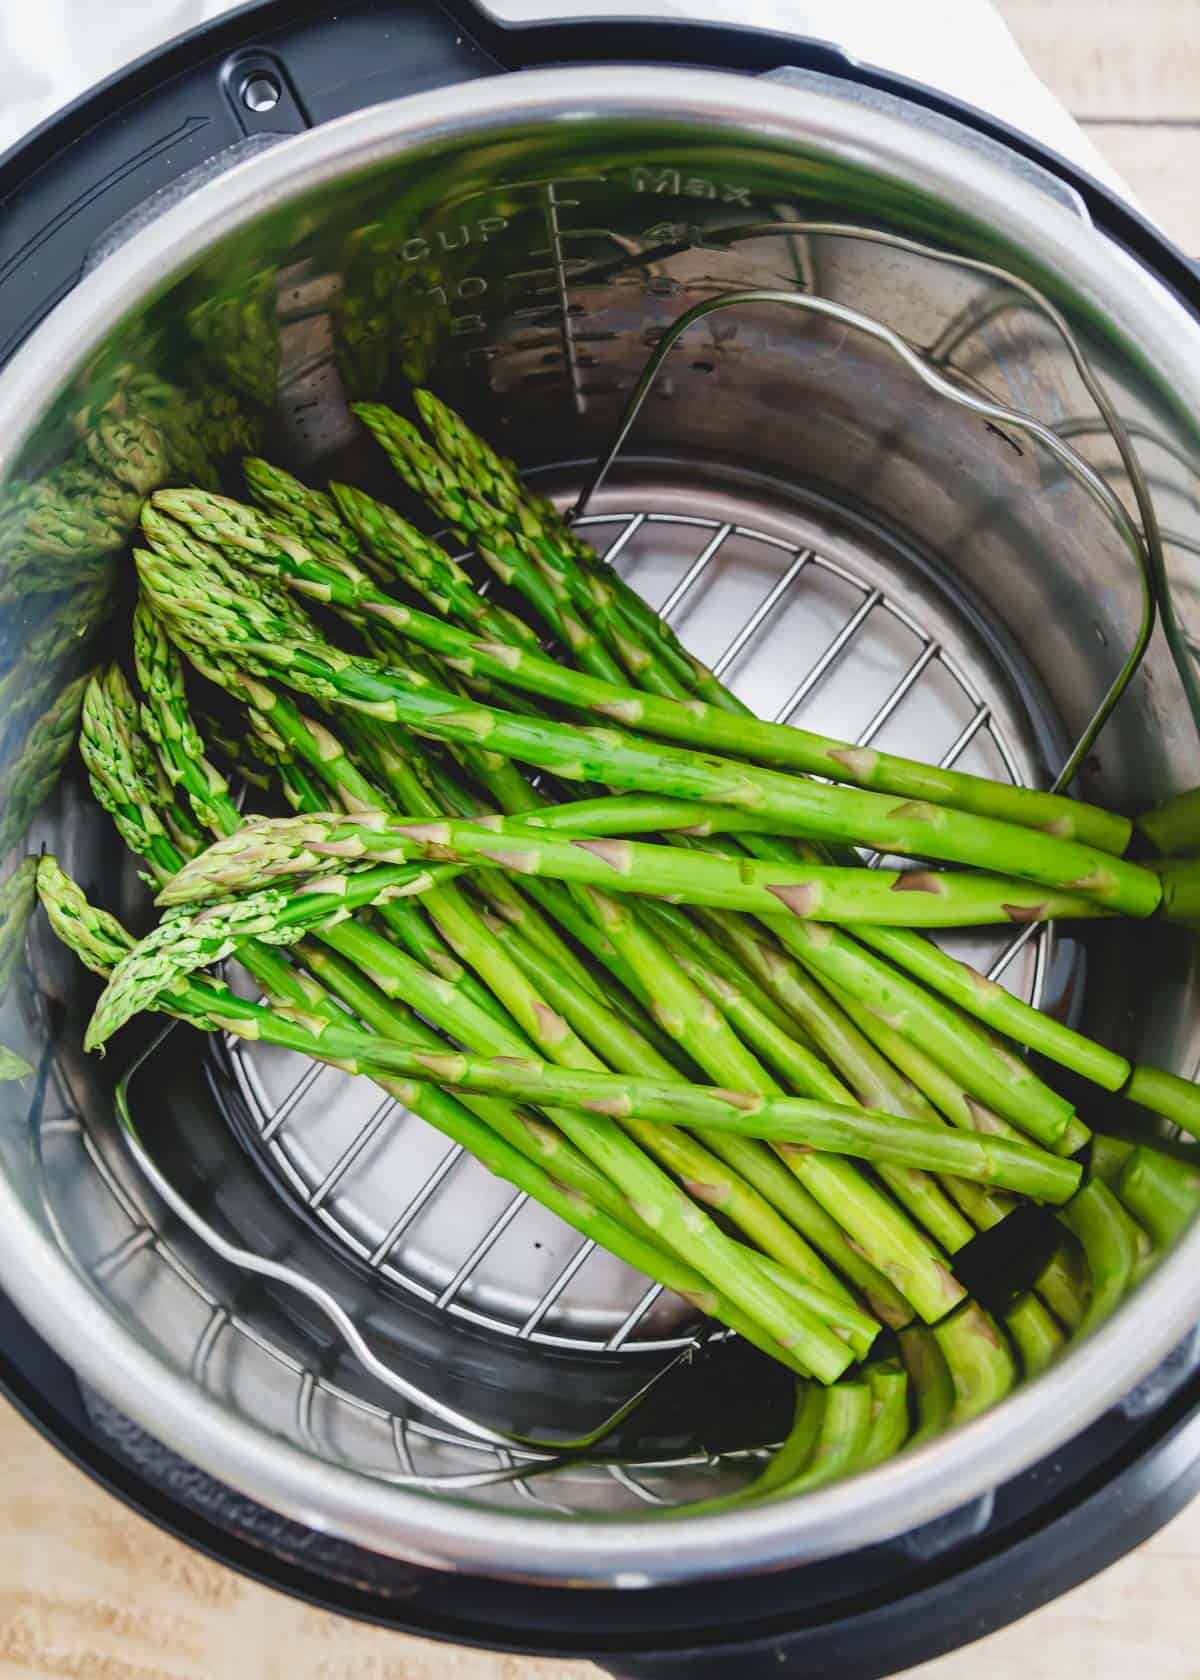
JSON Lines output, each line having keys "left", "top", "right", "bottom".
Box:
{"left": 34, "top": 391, "right": 1200, "bottom": 1505}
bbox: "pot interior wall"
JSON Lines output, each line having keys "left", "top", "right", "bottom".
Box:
{"left": 2, "top": 91, "right": 1200, "bottom": 1544}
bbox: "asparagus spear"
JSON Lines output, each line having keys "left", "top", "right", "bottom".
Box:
{"left": 147, "top": 488, "right": 1152, "bottom": 908}
{"left": 206, "top": 1023, "right": 1078, "bottom": 1196}
{"left": 154, "top": 809, "right": 1112, "bottom": 932}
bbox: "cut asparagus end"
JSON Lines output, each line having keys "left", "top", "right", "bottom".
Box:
{"left": 933, "top": 1301, "right": 1017, "bottom": 1427}
{"left": 1003, "top": 1291, "right": 1065, "bottom": 1379}
{"left": 1124, "top": 1063, "right": 1200, "bottom": 1140}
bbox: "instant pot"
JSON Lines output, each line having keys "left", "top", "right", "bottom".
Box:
{"left": 3, "top": 3, "right": 1200, "bottom": 1675}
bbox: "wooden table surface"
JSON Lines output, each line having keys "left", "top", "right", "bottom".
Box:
{"left": 6, "top": 4, "right": 1200, "bottom": 1676}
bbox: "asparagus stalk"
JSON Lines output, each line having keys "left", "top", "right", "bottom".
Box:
{"left": 538, "top": 867, "right": 915, "bottom": 1318}
{"left": 232, "top": 1036, "right": 1080, "bottom": 1199}
{"left": 147, "top": 488, "right": 1152, "bottom": 908}
{"left": 852, "top": 925, "right": 1131, "bottom": 1093}
{"left": 154, "top": 808, "right": 1113, "bottom": 932}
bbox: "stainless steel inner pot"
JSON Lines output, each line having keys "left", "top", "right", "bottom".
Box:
{"left": 1, "top": 65, "right": 1200, "bottom": 1588}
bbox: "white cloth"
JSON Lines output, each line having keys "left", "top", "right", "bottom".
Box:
{"left": 0, "top": 0, "right": 1133, "bottom": 207}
